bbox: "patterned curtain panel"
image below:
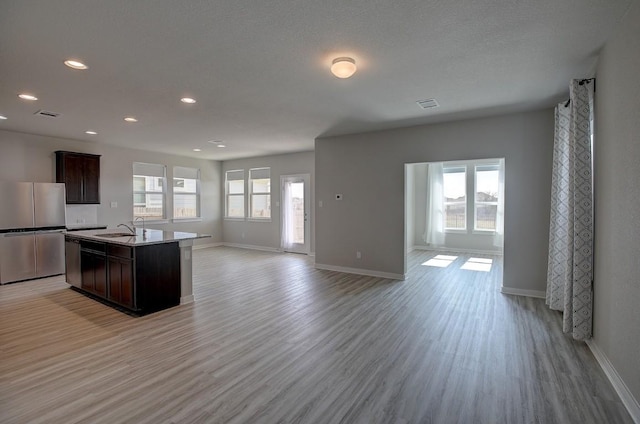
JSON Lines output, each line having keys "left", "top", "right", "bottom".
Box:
{"left": 546, "top": 79, "right": 594, "bottom": 341}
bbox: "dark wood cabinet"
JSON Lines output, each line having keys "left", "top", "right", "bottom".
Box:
{"left": 81, "top": 249, "right": 107, "bottom": 297}
{"left": 107, "top": 245, "right": 134, "bottom": 308}
{"left": 55, "top": 151, "right": 101, "bottom": 204}
{"left": 72, "top": 238, "right": 180, "bottom": 315}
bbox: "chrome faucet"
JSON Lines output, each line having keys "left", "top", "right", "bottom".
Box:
{"left": 117, "top": 223, "right": 135, "bottom": 234}
{"left": 134, "top": 216, "right": 146, "bottom": 236}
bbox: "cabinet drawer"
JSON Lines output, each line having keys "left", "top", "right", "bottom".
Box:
{"left": 107, "top": 244, "right": 133, "bottom": 259}
{"left": 80, "top": 240, "right": 106, "bottom": 254}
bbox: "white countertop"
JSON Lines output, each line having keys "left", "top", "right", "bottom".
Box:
{"left": 65, "top": 228, "right": 210, "bottom": 246}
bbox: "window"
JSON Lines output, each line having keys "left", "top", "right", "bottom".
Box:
{"left": 475, "top": 165, "right": 500, "bottom": 231}
{"left": 249, "top": 168, "right": 271, "bottom": 219}
{"left": 443, "top": 167, "right": 466, "bottom": 230}
{"left": 225, "top": 169, "right": 245, "bottom": 218}
{"left": 173, "top": 166, "right": 200, "bottom": 219}
{"left": 133, "top": 162, "right": 166, "bottom": 220}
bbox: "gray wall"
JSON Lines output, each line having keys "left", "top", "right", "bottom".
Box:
{"left": 0, "top": 130, "right": 222, "bottom": 245}
{"left": 593, "top": 0, "right": 640, "bottom": 406}
{"left": 315, "top": 109, "right": 554, "bottom": 291}
{"left": 222, "top": 151, "right": 315, "bottom": 252}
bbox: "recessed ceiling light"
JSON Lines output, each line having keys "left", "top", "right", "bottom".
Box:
{"left": 64, "top": 60, "right": 88, "bottom": 70}
{"left": 217, "top": 144, "right": 226, "bottom": 148}
{"left": 0, "top": 115, "right": 7, "bottom": 120}
{"left": 193, "top": 148, "right": 201, "bottom": 152}
{"left": 331, "top": 57, "right": 357, "bottom": 79}
{"left": 124, "top": 117, "right": 138, "bottom": 123}
{"left": 18, "top": 93, "right": 38, "bottom": 101}
{"left": 85, "top": 130, "right": 97, "bottom": 135}
{"left": 181, "top": 97, "right": 196, "bottom": 104}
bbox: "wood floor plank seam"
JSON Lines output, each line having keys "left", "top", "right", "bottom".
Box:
{"left": 0, "top": 247, "right": 633, "bottom": 424}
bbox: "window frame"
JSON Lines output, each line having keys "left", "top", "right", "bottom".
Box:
{"left": 133, "top": 162, "right": 167, "bottom": 222}
{"left": 474, "top": 164, "right": 500, "bottom": 233}
{"left": 443, "top": 166, "right": 467, "bottom": 231}
{"left": 173, "top": 166, "right": 201, "bottom": 222}
{"left": 248, "top": 167, "right": 271, "bottom": 221}
{"left": 225, "top": 169, "right": 245, "bottom": 219}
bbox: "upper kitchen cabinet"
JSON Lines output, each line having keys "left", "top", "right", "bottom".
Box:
{"left": 55, "top": 151, "right": 101, "bottom": 204}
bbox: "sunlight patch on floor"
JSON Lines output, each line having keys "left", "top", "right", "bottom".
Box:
{"left": 461, "top": 257, "right": 493, "bottom": 272}
{"left": 422, "top": 255, "right": 458, "bottom": 268}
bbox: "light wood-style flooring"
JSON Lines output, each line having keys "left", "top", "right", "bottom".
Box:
{"left": 0, "top": 247, "right": 633, "bottom": 423}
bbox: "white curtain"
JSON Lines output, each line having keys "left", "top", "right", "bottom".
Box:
{"left": 423, "top": 162, "right": 445, "bottom": 246}
{"left": 281, "top": 181, "right": 294, "bottom": 251}
{"left": 493, "top": 158, "right": 505, "bottom": 249}
{"left": 546, "top": 79, "right": 595, "bottom": 341}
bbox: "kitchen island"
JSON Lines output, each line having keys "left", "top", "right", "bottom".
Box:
{"left": 65, "top": 228, "right": 209, "bottom": 315}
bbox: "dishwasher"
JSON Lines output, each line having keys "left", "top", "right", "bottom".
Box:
{"left": 65, "top": 236, "right": 81, "bottom": 288}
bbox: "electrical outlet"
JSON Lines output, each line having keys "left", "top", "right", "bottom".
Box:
{"left": 356, "top": 251, "right": 361, "bottom": 259}
{"left": 319, "top": 200, "right": 323, "bottom": 207}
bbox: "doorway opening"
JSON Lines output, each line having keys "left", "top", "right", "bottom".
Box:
{"left": 404, "top": 159, "right": 504, "bottom": 283}
{"left": 281, "top": 174, "right": 310, "bottom": 254}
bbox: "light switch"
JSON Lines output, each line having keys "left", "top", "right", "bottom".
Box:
{"left": 110, "top": 201, "right": 118, "bottom": 208}
{"left": 319, "top": 200, "right": 323, "bottom": 208}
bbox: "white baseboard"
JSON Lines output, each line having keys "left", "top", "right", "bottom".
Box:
{"left": 222, "top": 242, "right": 282, "bottom": 253}
{"left": 315, "top": 263, "right": 405, "bottom": 280}
{"left": 180, "top": 295, "right": 194, "bottom": 305}
{"left": 412, "top": 245, "right": 503, "bottom": 256}
{"left": 586, "top": 339, "right": 640, "bottom": 423}
{"left": 500, "top": 286, "right": 546, "bottom": 299}
{"left": 192, "top": 242, "right": 223, "bottom": 250}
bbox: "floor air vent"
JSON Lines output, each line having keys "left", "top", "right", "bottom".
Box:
{"left": 416, "top": 99, "right": 439, "bottom": 109}
{"left": 34, "top": 110, "right": 61, "bottom": 118}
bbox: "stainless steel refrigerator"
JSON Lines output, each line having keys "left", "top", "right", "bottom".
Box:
{"left": 0, "top": 182, "right": 66, "bottom": 284}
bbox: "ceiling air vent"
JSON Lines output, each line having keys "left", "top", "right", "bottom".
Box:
{"left": 416, "top": 99, "right": 439, "bottom": 109}
{"left": 34, "top": 110, "right": 61, "bottom": 118}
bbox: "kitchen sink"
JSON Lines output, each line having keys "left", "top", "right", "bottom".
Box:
{"left": 96, "top": 232, "right": 136, "bottom": 238}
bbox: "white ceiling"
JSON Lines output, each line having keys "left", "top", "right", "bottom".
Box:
{"left": 0, "top": 0, "right": 632, "bottom": 160}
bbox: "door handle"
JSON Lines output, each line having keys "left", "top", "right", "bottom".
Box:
{"left": 4, "top": 232, "right": 36, "bottom": 237}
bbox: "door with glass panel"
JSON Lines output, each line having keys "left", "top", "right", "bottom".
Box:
{"left": 280, "top": 174, "right": 310, "bottom": 254}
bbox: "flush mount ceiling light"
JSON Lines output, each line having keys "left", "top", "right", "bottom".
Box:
{"left": 193, "top": 148, "right": 201, "bottom": 152}
{"left": 181, "top": 97, "right": 196, "bottom": 104}
{"left": 85, "top": 130, "right": 97, "bottom": 135}
{"left": 64, "top": 59, "right": 88, "bottom": 70}
{"left": 124, "top": 116, "right": 138, "bottom": 123}
{"left": 331, "top": 57, "right": 357, "bottom": 79}
{"left": 18, "top": 93, "right": 38, "bottom": 101}
{"left": 216, "top": 144, "right": 226, "bottom": 148}
{"left": 0, "top": 115, "right": 7, "bottom": 120}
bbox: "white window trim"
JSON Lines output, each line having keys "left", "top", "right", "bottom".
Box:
{"left": 443, "top": 166, "right": 467, "bottom": 231}
{"left": 133, "top": 162, "right": 167, "bottom": 221}
{"left": 171, "top": 218, "right": 202, "bottom": 223}
{"left": 473, "top": 163, "right": 500, "bottom": 232}
{"left": 249, "top": 167, "right": 271, "bottom": 220}
{"left": 225, "top": 169, "right": 245, "bottom": 219}
{"left": 173, "top": 167, "right": 201, "bottom": 220}
{"left": 142, "top": 219, "right": 169, "bottom": 224}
